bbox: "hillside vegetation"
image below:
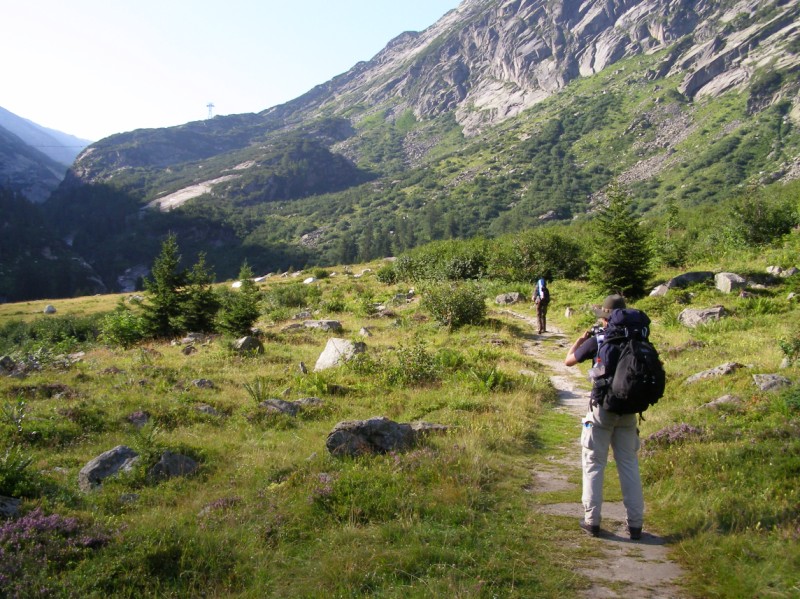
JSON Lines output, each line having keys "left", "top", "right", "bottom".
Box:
{"left": 1, "top": 187, "right": 799, "bottom": 597}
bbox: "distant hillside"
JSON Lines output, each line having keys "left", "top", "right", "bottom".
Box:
{"left": 33, "top": 0, "right": 800, "bottom": 293}
{"left": 0, "top": 106, "right": 91, "bottom": 203}
{"left": 0, "top": 106, "right": 91, "bottom": 167}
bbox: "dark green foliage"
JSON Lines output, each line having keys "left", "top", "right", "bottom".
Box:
{"left": 727, "top": 186, "right": 797, "bottom": 246}
{"left": 589, "top": 183, "right": 653, "bottom": 298}
{"left": 100, "top": 301, "right": 146, "bottom": 348}
{"left": 488, "top": 228, "right": 588, "bottom": 282}
{"left": 141, "top": 234, "right": 188, "bottom": 338}
{"left": 216, "top": 262, "right": 262, "bottom": 336}
{"left": 395, "top": 239, "right": 489, "bottom": 282}
{"left": 376, "top": 263, "right": 398, "bottom": 285}
{"left": 175, "top": 253, "right": 220, "bottom": 333}
{"left": 420, "top": 281, "right": 487, "bottom": 329}
{"left": 0, "top": 314, "right": 102, "bottom": 355}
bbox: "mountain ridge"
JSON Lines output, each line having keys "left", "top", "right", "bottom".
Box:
{"left": 27, "top": 0, "right": 800, "bottom": 295}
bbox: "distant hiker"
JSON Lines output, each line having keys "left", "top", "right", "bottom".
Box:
{"left": 532, "top": 278, "right": 550, "bottom": 334}
{"left": 564, "top": 294, "right": 661, "bottom": 541}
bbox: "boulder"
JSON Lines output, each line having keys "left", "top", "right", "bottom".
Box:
{"left": 303, "top": 277, "right": 317, "bottom": 284}
{"left": 781, "top": 267, "right": 799, "bottom": 277}
{"left": 649, "top": 284, "right": 669, "bottom": 297}
{"left": 314, "top": 338, "right": 366, "bottom": 371}
{"left": 147, "top": 451, "right": 198, "bottom": 482}
{"left": 304, "top": 320, "right": 343, "bottom": 333}
{"left": 0, "top": 495, "right": 21, "bottom": 519}
{"left": 685, "top": 362, "right": 743, "bottom": 384}
{"left": 495, "top": 292, "right": 521, "bottom": 305}
{"left": 233, "top": 336, "right": 264, "bottom": 354}
{"left": 78, "top": 445, "right": 140, "bottom": 492}
{"left": 325, "top": 416, "right": 417, "bottom": 456}
{"left": 666, "top": 271, "right": 714, "bottom": 289}
{"left": 752, "top": 374, "right": 792, "bottom": 392}
{"left": 700, "top": 395, "right": 743, "bottom": 410}
{"left": 678, "top": 306, "right": 726, "bottom": 328}
{"left": 0, "top": 355, "right": 15, "bottom": 373}
{"left": 43, "top": 305, "right": 57, "bottom": 314}
{"left": 714, "top": 272, "right": 746, "bottom": 294}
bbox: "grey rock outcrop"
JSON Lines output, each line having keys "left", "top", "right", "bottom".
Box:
{"left": 147, "top": 451, "right": 198, "bottom": 482}
{"left": 714, "top": 272, "right": 746, "bottom": 294}
{"left": 304, "top": 320, "right": 343, "bottom": 333}
{"left": 259, "top": 397, "right": 324, "bottom": 417}
{"left": 666, "top": 271, "right": 714, "bottom": 289}
{"left": 495, "top": 292, "right": 522, "bottom": 305}
{"left": 325, "top": 416, "right": 449, "bottom": 457}
{"left": 752, "top": 374, "right": 792, "bottom": 392}
{"left": 0, "top": 495, "right": 21, "bottom": 519}
{"left": 314, "top": 338, "right": 366, "bottom": 371}
{"left": 678, "top": 306, "right": 726, "bottom": 328}
{"left": 700, "top": 394, "right": 743, "bottom": 410}
{"left": 79, "top": 445, "right": 140, "bottom": 492}
{"left": 685, "top": 362, "right": 743, "bottom": 384}
{"left": 233, "top": 336, "right": 264, "bottom": 354}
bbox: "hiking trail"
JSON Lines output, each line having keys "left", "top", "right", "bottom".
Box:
{"left": 501, "top": 309, "right": 687, "bottom": 599}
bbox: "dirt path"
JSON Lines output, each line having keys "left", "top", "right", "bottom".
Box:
{"left": 501, "top": 309, "right": 687, "bottom": 599}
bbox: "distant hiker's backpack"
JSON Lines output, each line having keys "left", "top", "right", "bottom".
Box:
{"left": 534, "top": 279, "right": 550, "bottom": 304}
{"left": 592, "top": 309, "right": 666, "bottom": 415}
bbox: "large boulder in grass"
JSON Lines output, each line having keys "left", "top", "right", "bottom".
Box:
{"left": 0, "top": 495, "right": 21, "bottom": 519}
{"left": 78, "top": 445, "right": 140, "bottom": 492}
{"left": 304, "top": 320, "right": 343, "bottom": 333}
{"left": 715, "top": 272, "right": 746, "bottom": 294}
{"left": 666, "top": 271, "right": 714, "bottom": 289}
{"left": 147, "top": 451, "right": 199, "bottom": 483}
{"left": 233, "top": 336, "right": 264, "bottom": 354}
{"left": 313, "top": 338, "right": 366, "bottom": 371}
{"left": 678, "top": 306, "right": 727, "bottom": 328}
{"left": 752, "top": 374, "right": 792, "bottom": 392}
{"left": 495, "top": 292, "right": 521, "bottom": 305}
{"left": 685, "top": 362, "right": 743, "bottom": 384}
{"left": 326, "top": 416, "right": 448, "bottom": 457}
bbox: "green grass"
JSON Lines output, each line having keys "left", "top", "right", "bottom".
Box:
{"left": 2, "top": 230, "right": 800, "bottom": 596}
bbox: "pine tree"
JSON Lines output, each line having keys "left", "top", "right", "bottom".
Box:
{"left": 176, "top": 252, "right": 220, "bottom": 333}
{"left": 141, "top": 234, "right": 187, "bottom": 338}
{"left": 588, "top": 183, "right": 652, "bottom": 298}
{"left": 217, "top": 262, "right": 262, "bottom": 336}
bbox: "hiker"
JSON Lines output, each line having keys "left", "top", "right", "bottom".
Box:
{"left": 564, "top": 294, "right": 644, "bottom": 540}
{"left": 532, "top": 278, "right": 550, "bottom": 334}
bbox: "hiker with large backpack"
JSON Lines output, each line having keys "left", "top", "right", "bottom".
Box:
{"left": 564, "top": 294, "right": 665, "bottom": 540}
{"left": 532, "top": 278, "right": 550, "bottom": 334}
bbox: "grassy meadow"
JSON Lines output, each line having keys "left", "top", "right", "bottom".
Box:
{"left": 1, "top": 238, "right": 800, "bottom": 596}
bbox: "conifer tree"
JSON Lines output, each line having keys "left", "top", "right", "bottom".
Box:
{"left": 176, "top": 252, "right": 220, "bottom": 333}
{"left": 588, "top": 183, "right": 652, "bottom": 298}
{"left": 141, "top": 234, "right": 187, "bottom": 338}
{"left": 217, "top": 262, "right": 262, "bottom": 336}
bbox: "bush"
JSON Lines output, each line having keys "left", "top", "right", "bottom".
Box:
{"left": 395, "top": 238, "right": 489, "bottom": 282}
{"left": 100, "top": 302, "right": 146, "bottom": 348}
{"left": 488, "top": 228, "right": 588, "bottom": 281}
{"left": 216, "top": 263, "right": 263, "bottom": 336}
{"left": 376, "top": 263, "right": 398, "bottom": 285}
{"left": 420, "top": 281, "right": 487, "bottom": 329}
{"left": 265, "top": 282, "right": 318, "bottom": 309}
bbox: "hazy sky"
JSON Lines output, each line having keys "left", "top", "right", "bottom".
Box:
{"left": 2, "top": 0, "right": 461, "bottom": 141}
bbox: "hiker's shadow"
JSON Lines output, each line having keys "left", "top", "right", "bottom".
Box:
{"left": 604, "top": 530, "right": 675, "bottom": 546}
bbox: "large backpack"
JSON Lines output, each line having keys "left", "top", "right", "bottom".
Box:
{"left": 535, "top": 279, "right": 550, "bottom": 304}
{"left": 593, "top": 308, "right": 666, "bottom": 415}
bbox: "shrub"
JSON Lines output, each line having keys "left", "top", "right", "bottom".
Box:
{"left": 376, "top": 263, "right": 398, "bottom": 284}
{"left": 265, "top": 282, "right": 317, "bottom": 309}
{"left": 100, "top": 302, "right": 146, "bottom": 348}
{"left": 386, "top": 339, "right": 440, "bottom": 386}
{"left": 488, "top": 228, "right": 588, "bottom": 281}
{"left": 0, "top": 444, "right": 35, "bottom": 497}
{"left": 395, "top": 238, "right": 489, "bottom": 282}
{"left": 216, "top": 262, "right": 263, "bottom": 336}
{"left": 420, "top": 281, "right": 487, "bottom": 329}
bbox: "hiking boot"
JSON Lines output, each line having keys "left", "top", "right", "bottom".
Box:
{"left": 628, "top": 527, "right": 642, "bottom": 540}
{"left": 579, "top": 521, "right": 600, "bottom": 537}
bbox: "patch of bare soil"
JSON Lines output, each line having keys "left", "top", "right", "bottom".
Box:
{"left": 502, "top": 309, "right": 687, "bottom": 598}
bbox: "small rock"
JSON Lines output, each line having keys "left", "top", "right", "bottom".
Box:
{"left": 752, "top": 374, "right": 792, "bottom": 392}
{"left": 564, "top": 307, "right": 575, "bottom": 318}
{"left": 700, "top": 395, "right": 743, "bottom": 410}
{"left": 715, "top": 272, "right": 746, "bottom": 294}
{"left": 649, "top": 284, "right": 669, "bottom": 297}
{"left": 182, "top": 345, "right": 198, "bottom": 355}
{"left": 678, "top": 306, "right": 727, "bottom": 328}
{"left": 0, "top": 495, "right": 21, "bottom": 518}
{"left": 196, "top": 404, "right": 221, "bottom": 416}
{"left": 259, "top": 399, "right": 300, "bottom": 416}
{"left": 78, "top": 446, "right": 140, "bottom": 492}
{"left": 314, "top": 338, "right": 366, "bottom": 371}
{"left": 304, "top": 320, "right": 343, "bottom": 332}
{"left": 43, "top": 305, "right": 57, "bottom": 314}
{"left": 495, "top": 292, "right": 521, "bottom": 305}
{"left": 299, "top": 361, "right": 308, "bottom": 374}
{"left": 192, "top": 378, "right": 215, "bottom": 389}
{"left": 780, "top": 267, "right": 799, "bottom": 277}
{"left": 127, "top": 410, "right": 151, "bottom": 428}
{"left": 359, "top": 327, "right": 373, "bottom": 338}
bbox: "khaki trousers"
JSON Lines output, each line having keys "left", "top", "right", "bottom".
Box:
{"left": 581, "top": 405, "right": 644, "bottom": 528}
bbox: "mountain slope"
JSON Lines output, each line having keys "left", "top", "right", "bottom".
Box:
{"left": 43, "top": 0, "right": 800, "bottom": 291}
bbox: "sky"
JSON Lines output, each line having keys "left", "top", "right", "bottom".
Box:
{"left": 1, "top": 0, "right": 462, "bottom": 141}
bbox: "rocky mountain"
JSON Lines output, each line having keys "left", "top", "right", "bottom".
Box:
{"left": 0, "top": 107, "right": 91, "bottom": 203}
{"left": 41, "top": 0, "right": 800, "bottom": 291}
